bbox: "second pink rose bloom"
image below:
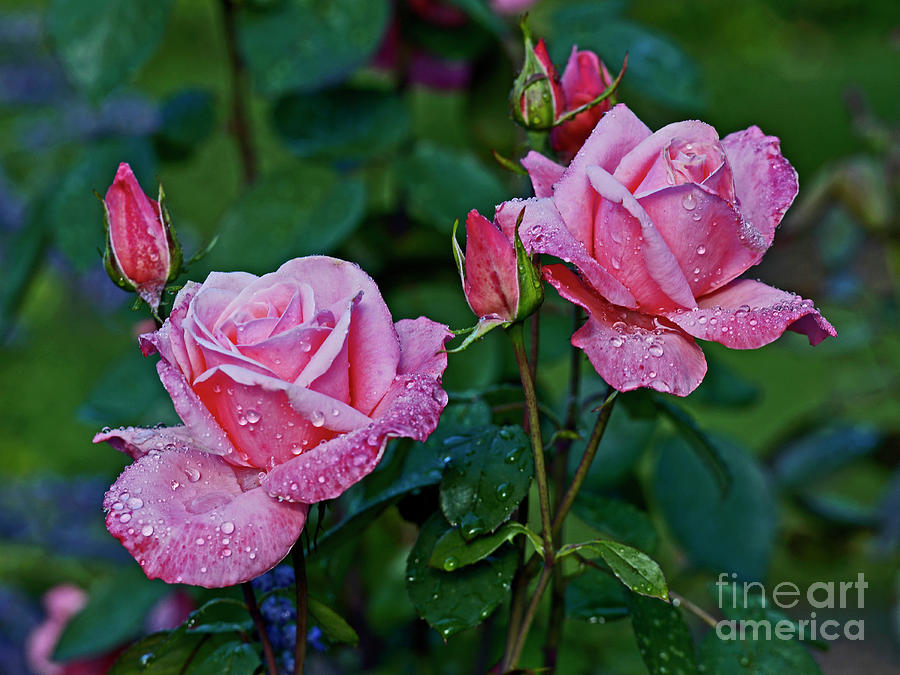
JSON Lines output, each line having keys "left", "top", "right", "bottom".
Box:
{"left": 486, "top": 104, "right": 835, "bottom": 396}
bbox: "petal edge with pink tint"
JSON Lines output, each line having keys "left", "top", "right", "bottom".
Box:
{"left": 664, "top": 278, "right": 836, "bottom": 350}
{"left": 263, "top": 373, "right": 448, "bottom": 503}
{"left": 105, "top": 447, "right": 308, "bottom": 588}
{"left": 395, "top": 317, "right": 452, "bottom": 378}
{"left": 94, "top": 425, "right": 199, "bottom": 461}
{"left": 520, "top": 151, "right": 565, "bottom": 198}
{"left": 721, "top": 126, "right": 799, "bottom": 253}
{"left": 545, "top": 264, "right": 707, "bottom": 396}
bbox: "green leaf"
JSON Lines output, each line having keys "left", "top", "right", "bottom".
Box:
{"left": 108, "top": 631, "right": 229, "bottom": 675}
{"left": 79, "top": 351, "right": 179, "bottom": 428}
{"left": 273, "top": 89, "right": 411, "bottom": 160}
{"left": 653, "top": 436, "right": 776, "bottom": 580}
{"left": 656, "top": 399, "right": 731, "bottom": 494}
{"left": 773, "top": 424, "right": 881, "bottom": 490}
{"left": 155, "top": 89, "right": 217, "bottom": 160}
{"left": 577, "top": 540, "right": 668, "bottom": 601}
{"left": 190, "top": 641, "right": 259, "bottom": 675}
{"left": 699, "top": 604, "right": 823, "bottom": 674}
{"left": 565, "top": 566, "right": 629, "bottom": 623}
{"left": 398, "top": 143, "right": 507, "bottom": 232}
{"left": 0, "top": 217, "right": 47, "bottom": 337}
{"left": 54, "top": 569, "right": 169, "bottom": 660}
{"left": 213, "top": 164, "right": 366, "bottom": 274}
{"left": 428, "top": 522, "right": 540, "bottom": 571}
{"left": 183, "top": 598, "right": 254, "bottom": 635}
{"left": 308, "top": 597, "right": 360, "bottom": 645}
{"left": 546, "top": 4, "right": 703, "bottom": 110}
{"left": 572, "top": 493, "right": 658, "bottom": 553}
{"left": 691, "top": 353, "right": 760, "bottom": 408}
{"left": 48, "top": 0, "right": 174, "bottom": 98}
{"left": 629, "top": 594, "right": 698, "bottom": 675}
{"left": 439, "top": 425, "right": 533, "bottom": 540}
{"left": 239, "top": 0, "right": 390, "bottom": 96}
{"left": 407, "top": 514, "right": 518, "bottom": 638}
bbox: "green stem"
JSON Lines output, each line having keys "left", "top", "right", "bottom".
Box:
{"left": 291, "top": 544, "right": 308, "bottom": 675}
{"left": 242, "top": 582, "right": 278, "bottom": 675}
{"left": 220, "top": 0, "right": 258, "bottom": 184}
{"left": 505, "top": 563, "right": 554, "bottom": 670}
{"left": 551, "top": 392, "right": 617, "bottom": 537}
{"left": 508, "top": 321, "right": 553, "bottom": 557}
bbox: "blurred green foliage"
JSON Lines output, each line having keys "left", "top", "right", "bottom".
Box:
{"left": 0, "top": 0, "right": 897, "bottom": 673}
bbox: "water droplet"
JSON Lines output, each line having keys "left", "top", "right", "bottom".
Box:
{"left": 119, "top": 513, "right": 132, "bottom": 523}
{"left": 196, "top": 537, "right": 205, "bottom": 545}
{"left": 184, "top": 467, "right": 201, "bottom": 482}
{"left": 609, "top": 336, "right": 624, "bottom": 348}
{"left": 245, "top": 410, "right": 260, "bottom": 424}
{"left": 681, "top": 192, "right": 697, "bottom": 211}
{"left": 443, "top": 556, "right": 459, "bottom": 571}
{"left": 692, "top": 267, "right": 701, "bottom": 275}
{"left": 749, "top": 318, "right": 758, "bottom": 326}
{"left": 310, "top": 410, "right": 325, "bottom": 427}
{"left": 237, "top": 414, "right": 248, "bottom": 426}
{"left": 612, "top": 320, "right": 627, "bottom": 332}
{"left": 697, "top": 316, "right": 707, "bottom": 325}
{"left": 213, "top": 384, "right": 221, "bottom": 393}
{"left": 141, "top": 524, "right": 153, "bottom": 537}
{"left": 696, "top": 245, "right": 706, "bottom": 255}
{"left": 223, "top": 548, "right": 232, "bottom": 557}
{"left": 290, "top": 444, "right": 302, "bottom": 455}
{"left": 300, "top": 341, "right": 311, "bottom": 352}
{"left": 127, "top": 497, "right": 143, "bottom": 510}
{"left": 221, "top": 521, "right": 235, "bottom": 535}
{"left": 317, "top": 476, "right": 325, "bottom": 483}
{"left": 496, "top": 483, "right": 510, "bottom": 500}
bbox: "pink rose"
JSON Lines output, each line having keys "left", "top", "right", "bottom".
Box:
{"left": 550, "top": 47, "right": 614, "bottom": 163}
{"left": 490, "top": 0, "right": 539, "bottom": 15}
{"left": 95, "top": 256, "right": 451, "bottom": 587}
{"left": 102, "top": 163, "right": 181, "bottom": 311}
{"left": 487, "top": 104, "right": 835, "bottom": 396}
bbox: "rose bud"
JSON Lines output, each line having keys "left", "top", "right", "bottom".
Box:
{"left": 452, "top": 207, "right": 543, "bottom": 346}
{"left": 102, "top": 162, "right": 182, "bottom": 312}
{"left": 509, "top": 21, "right": 563, "bottom": 131}
{"left": 551, "top": 47, "right": 615, "bottom": 163}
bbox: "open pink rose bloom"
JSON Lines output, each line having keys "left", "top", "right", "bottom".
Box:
{"left": 95, "top": 257, "right": 451, "bottom": 587}
{"left": 489, "top": 104, "right": 835, "bottom": 396}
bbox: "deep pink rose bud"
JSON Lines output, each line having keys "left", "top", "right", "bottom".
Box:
{"left": 453, "top": 208, "right": 543, "bottom": 346}
{"left": 510, "top": 25, "right": 564, "bottom": 131}
{"left": 102, "top": 163, "right": 181, "bottom": 312}
{"left": 551, "top": 47, "right": 615, "bottom": 163}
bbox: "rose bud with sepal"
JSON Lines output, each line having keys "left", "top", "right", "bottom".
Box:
{"left": 452, "top": 206, "right": 543, "bottom": 349}
{"left": 102, "top": 162, "right": 182, "bottom": 313}
{"left": 509, "top": 18, "right": 564, "bottom": 131}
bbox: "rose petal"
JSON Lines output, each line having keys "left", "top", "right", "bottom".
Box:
{"left": 587, "top": 165, "right": 697, "bottom": 309}
{"left": 263, "top": 373, "right": 448, "bottom": 503}
{"left": 637, "top": 183, "right": 761, "bottom": 297}
{"left": 495, "top": 197, "right": 637, "bottom": 309}
{"left": 664, "top": 278, "right": 836, "bottom": 349}
{"left": 464, "top": 210, "right": 518, "bottom": 320}
{"left": 276, "top": 257, "right": 400, "bottom": 415}
{"left": 93, "top": 425, "right": 198, "bottom": 461}
{"left": 270, "top": 283, "right": 316, "bottom": 336}
{"left": 721, "top": 126, "right": 798, "bottom": 253}
{"left": 156, "top": 360, "right": 237, "bottom": 460}
{"left": 395, "top": 317, "right": 452, "bottom": 378}
{"left": 614, "top": 120, "right": 720, "bottom": 193}
{"left": 236, "top": 324, "right": 331, "bottom": 382}
{"left": 552, "top": 105, "right": 651, "bottom": 252}
{"left": 520, "top": 151, "right": 565, "bottom": 198}
{"left": 545, "top": 264, "right": 707, "bottom": 396}
{"left": 104, "top": 447, "right": 308, "bottom": 588}
{"left": 141, "top": 282, "right": 202, "bottom": 380}
{"left": 295, "top": 293, "right": 358, "bottom": 389}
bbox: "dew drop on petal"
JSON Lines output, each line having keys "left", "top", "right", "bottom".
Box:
{"left": 696, "top": 245, "right": 706, "bottom": 255}
{"left": 141, "top": 525, "right": 153, "bottom": 537}
{"left": 245, "top": 410, "right": 260, "bottom": 424}
{"left": 310, "top": 411, "right": 325, "bottom": 428}
{"left": 221, "top": 521, "right": 235, "bottom": 535}
{"left": 184, "top": 467, "right": 201, "bottom": 482}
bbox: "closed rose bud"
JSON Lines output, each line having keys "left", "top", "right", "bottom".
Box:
{"left": 551, "top": 47, "right": 615, "bottom": 163}
{"left": 453, "top": 208, "right": 543, "bottom": 344}
{"left": 510, "top": 26, "right": 564, "bottom": 131}
{"left": 102, "top": 162, "right": 181, "bottom": 311}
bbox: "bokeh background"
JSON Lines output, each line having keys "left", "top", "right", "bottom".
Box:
{"left": 0, "top": 0, "right": 897, "bottom": 673}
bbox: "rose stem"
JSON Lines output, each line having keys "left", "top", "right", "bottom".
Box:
{"left": 543, "top": 308, "right": 584, "bottom": 672}
{"left": 292, "top": 543, "right": 309, "bottom": 675}
{"left": 241, "top": 582, "right": 278, "bottom": 675}
{"left": 551, "top": 391, "right": 616, "bottom": 538}
{"left": 219, "top": 0, "right": 258, "bottom": 185}
{"left": 504, "top": 321, "right": 554, "bottom": 671}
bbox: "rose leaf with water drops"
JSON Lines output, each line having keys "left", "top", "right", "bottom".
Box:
{"left": 439, "top": 425, "right": 533, "bottom": 541}
{"left": 406, "top": 514, "right": 518, "bottom": 638}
